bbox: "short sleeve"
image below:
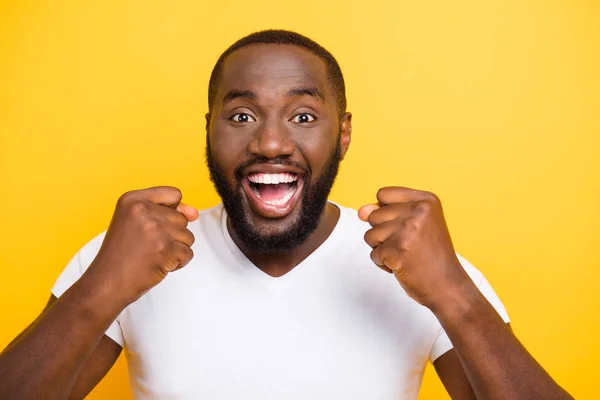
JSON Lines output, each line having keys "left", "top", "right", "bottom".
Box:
{"left": 51, "top": 232, "right": 124, "bottom": 347}
{"left": 429, "top": 254, "right": 510, "bottom": 362}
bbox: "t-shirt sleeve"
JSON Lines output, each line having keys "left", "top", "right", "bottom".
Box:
{"left": 429, "top": 254, "right": 510, "bottom": 363}
{"left": 51, "top": 232, "right": 125, "bottom": 347}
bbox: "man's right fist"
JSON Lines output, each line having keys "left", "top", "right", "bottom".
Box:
{"left": 84, "top": 186, "right": 199, "bottom": 307}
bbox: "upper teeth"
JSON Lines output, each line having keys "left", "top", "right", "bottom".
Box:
{"left": 248, "top": 173, "right": 298, "bottom": 184}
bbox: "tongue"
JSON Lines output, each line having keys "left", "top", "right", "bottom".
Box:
{"left": 258, "top": 183, "right": 291, "bottom": 202}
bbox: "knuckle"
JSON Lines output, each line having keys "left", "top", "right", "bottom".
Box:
{"left": 154, "top": 233, "right": 171, "bottom": 254}
{"left": 166, "top": 186, "right": 183, "bottom": 202}
{"left": 376, "top": 187, "right": 389, "bottom": 202}
{"left": 179, "top": 213, "right": 191, "bottom": 227}
{"left": 423, "top": 191, "right": 440, "bottom": 203}
{"left": 157, "top": 263, "right": 170, "bottom": 276}
{"left": 130, "top": 200, "right": 149, "bottom": 216}
{"left": 369, "top": 248, "right": 380, "bottom": 263}
{"left": 404, "top": 216, "right": 422, "bottom": 232}
{"left": 142, "top": 217, "right": 160, "bottom": 232}
{"left": 184, "top": 246, "right": 194, "bottom": 262}
{"left": 367, "top": 212, "right": 379, "bottom": 226}
{"left": 364, "top": 230, "right": 373, "bottom": 245}
{"left": 118, "top": 190, "right": 138, "bottom": 205}
{"left": 364, "top": 229, "right": 381, "bottom": 248}
{"left": 379, "top": 249, "right": 394, "bottom": 267}
{"left": 414, "top": 200, "right": 432, "bottom": 214}
{"left": 186, "top": 230, "right": 196, "bottom": 246}
{"left": 177, "top": 245, "right": 194, "bottom": 266}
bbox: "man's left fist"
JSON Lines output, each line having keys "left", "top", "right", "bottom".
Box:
{"left": 358, "top": 187, "right": 473, "bottom": 311}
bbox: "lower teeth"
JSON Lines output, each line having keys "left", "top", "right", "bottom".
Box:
{"left": 255, "top": 186, "right": 296, "bottom": 206}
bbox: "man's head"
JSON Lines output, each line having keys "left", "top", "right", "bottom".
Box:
{"left": 205, "top": 30, "right": 352, "bottom": 254}
{"left": 207, "top": 30, "right": 347, "bottom": 118}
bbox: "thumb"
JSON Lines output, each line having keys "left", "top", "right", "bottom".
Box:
{"left": 358, "top": 203, "right": 380, "bottom": 222}
{"left": 176, "top": 203, "right": 199, "bottom": 222}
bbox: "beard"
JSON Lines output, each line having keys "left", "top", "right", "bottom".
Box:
{"left": 206, "top": 137, "right": 342, "bottom": 254}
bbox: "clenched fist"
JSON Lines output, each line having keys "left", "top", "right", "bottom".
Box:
{"left": 84, "top": 186, "right": 199, "bottom": 307}
{"left": 358, "top": 187, "right": 473, "bottom": 312}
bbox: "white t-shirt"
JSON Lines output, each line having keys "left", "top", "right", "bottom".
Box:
{"left": 52, "top": 203, "right": 509, "bottom": 399}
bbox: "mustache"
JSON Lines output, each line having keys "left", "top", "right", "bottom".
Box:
{"left": 234, "top": 156, "right": 310, "bottom": 182}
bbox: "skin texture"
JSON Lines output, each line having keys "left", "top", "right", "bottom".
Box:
{"left": 0, "top": 44, "right": 573, "bottom": 399}
{"left": 0, "top": 187, "right": 197, "bottom": 399}
{"left": 1, "top": 295, "right": 122, "bottom": 400}
{"left": 358, "top": 188, "right": 572, "bottom": 399}
{"left": 205, "top": 129, "right": 344, "bottom": 255}
{"left": 206, "top": 44, "right": 352, "bottom": 276}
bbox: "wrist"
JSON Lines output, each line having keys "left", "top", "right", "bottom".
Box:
{"left": 70, "top": 269, "right": 131, "bottom": 321}
{"left": 428, "top": 277, "right": 486, "bottom": 326}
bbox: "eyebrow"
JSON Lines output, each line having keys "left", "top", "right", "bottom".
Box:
{"left": 222, "top": 89, "right": 256, "bottom": 104}
{"left": 287, "top": 87, "right": 324, "bottom": 101}
{"left": 221, "top": 87, "right": 325, "bottom": 105}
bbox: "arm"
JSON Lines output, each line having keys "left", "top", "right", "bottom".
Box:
{"left": 2, "top": 296, "right": 122, "bottom": 400}
{"left": 359, "top": 187, "right": 572, "bottom": 400}
{"left": 432, "top": 322, "right": 569, "bottom": 400}
{"left": 432, "top": 285, "right": 571, "bottom": 400}
{"left": 68, "top": 331, "right": 121, "bottom": 400}
{"left": 434, "top": 349, "right": 476, "bottom": 400}
{"left": 0, "top": 287, "right": 124, "bottom": 399}
{"left": 0, "top": 187, "right": 198, "bottom": 399}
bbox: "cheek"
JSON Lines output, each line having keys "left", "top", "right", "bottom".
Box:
{"left": 210, "top": 127, "right": 248, "bottom": 154}
{"left": 209, "top": 129, "right": 251, "bottom": 176}
{"left": 296, "top": 128, "right": 338, "bottom": 177}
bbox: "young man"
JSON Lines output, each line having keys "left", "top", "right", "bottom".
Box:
{"left": 0, "top": 30, "right": 572, "bottom": 399}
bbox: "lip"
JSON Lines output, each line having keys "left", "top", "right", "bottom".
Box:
{"left": 240, "top": 164, "right": 305, "bottom": 218}
{"left": 242, "top": 163, "right": 305, "bottom": 176}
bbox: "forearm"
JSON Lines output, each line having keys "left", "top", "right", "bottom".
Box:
{"left": 433, "top": 282, "right": 572, "bottom": 400}
{"left": 0, "top": 275, "right": 124, "bottom": 400}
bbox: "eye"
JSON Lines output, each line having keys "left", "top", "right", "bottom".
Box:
{"left": 230, "top": 113, "right": 256, "bottom": 123}
{"left": 291, "top": 113, "right": 316, "bottom": 124}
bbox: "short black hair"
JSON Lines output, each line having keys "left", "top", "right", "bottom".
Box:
{"left": 208, "top": 29, "right": 347, "bottom": 116}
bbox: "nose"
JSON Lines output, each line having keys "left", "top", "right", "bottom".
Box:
{"left": 247, "top": 119, "right": 295, "bottom": 159}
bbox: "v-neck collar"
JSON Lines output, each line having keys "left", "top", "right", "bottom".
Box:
{"left": 219, "top": 202, "right": 349, "bottom": 283}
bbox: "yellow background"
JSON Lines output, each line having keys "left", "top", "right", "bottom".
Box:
{"left": 1, "top": 0, "right": 598, "bottom": 398}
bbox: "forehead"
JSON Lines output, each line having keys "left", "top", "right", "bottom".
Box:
{"left": 217, "top": 44, "right": 330, "bottom": 99}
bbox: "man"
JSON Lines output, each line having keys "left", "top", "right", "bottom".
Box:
{"left": 0, "top": 30, "right": 572, "bottom": 399}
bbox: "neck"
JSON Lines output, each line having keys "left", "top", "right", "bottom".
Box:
{"left": 227, "top": 202, "right": 340, "bottom": 277}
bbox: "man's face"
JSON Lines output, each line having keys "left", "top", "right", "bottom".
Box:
{"left": 206, "top": 44, "right": 351, "bottom": 253}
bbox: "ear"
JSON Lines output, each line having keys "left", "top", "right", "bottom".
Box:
{"left": 205, "top": 112, "right": 211, "bottom": 132}
{"left": 339, "top": 112, "right": 352, "bottom": 160}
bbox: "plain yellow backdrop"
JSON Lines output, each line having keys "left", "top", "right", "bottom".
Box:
{"left": 1, "top": 0, "right": 598, "bottom": 398}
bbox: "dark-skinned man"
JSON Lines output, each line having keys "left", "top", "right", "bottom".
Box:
{"left": 0, "top": 30, "right": 573, "bottom": 399}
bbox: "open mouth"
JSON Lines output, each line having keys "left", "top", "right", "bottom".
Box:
{"left": 242, "top": 171, "right": 304, "bottom": 217}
